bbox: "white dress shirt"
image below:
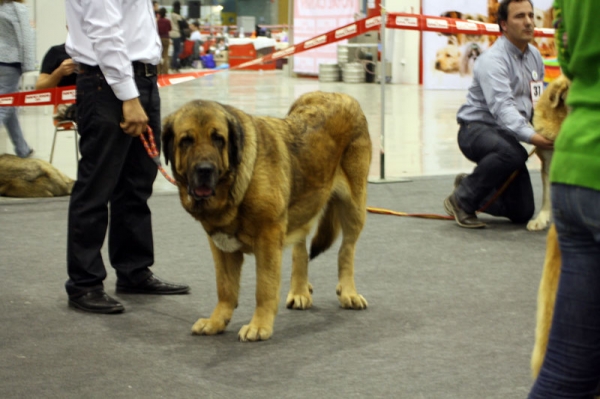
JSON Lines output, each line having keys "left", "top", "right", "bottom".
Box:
{"left": 65, "top": 0, "right": 162, "bottom": 101}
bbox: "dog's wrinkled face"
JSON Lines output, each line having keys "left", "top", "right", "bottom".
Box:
{"left": 162, "top": 101, "right": 243, "bottom": 203}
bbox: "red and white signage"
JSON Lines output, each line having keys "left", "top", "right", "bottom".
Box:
{"left": 0, "top": 12, "right": 555, "bottom": 107}
{"left": 293, "top": 0, "right": 360, "bottom": 75}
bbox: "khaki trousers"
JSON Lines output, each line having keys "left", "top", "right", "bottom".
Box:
{"left": 159, "top": 38, "right": 170, "bottom": 74}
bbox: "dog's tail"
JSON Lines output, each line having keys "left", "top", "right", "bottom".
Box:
{"left": 309, "top": 200, "right": 340, "bottom": 260}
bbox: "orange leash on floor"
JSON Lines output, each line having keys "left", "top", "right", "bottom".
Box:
{"left": 366, "top": 207, "right": 454, "bottom": 220}
{"left": 140, "top": 126, "right": 177, "bottom": 185}
{"left": 368, "top": 149, "right": 537, "bottom": 221}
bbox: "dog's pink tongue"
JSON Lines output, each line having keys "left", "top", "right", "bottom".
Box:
{"left": 194, "top": 187, "right": 212, "bottom": 197}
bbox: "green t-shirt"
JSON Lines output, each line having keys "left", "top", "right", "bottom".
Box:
{"left": 550, "top": 0, "right": 600, "bottom": 191}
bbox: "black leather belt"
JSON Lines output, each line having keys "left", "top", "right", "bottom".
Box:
{"left": 131, "top": 61, "right": 157, "bottom": 77}
{"left": 78, "top": 61, "right": 157, "bottom": 77}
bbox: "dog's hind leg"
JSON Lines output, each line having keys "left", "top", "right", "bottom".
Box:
{"left": 286, "top": 238, "right": 314, "bottom": 309}
{"left": 192, "top": 242, "right": 243, "bottom": 336}
{"left": 528, "top": 149, "right": 553, "bottom": 231}
{"left": 531, "top": 224, "right": 561, "bottom": 378}
{"left": 332, "top": 178, "right": 368, "bottom": 310}
{"left": 1, "top": 181, "right": 54, "bottom": 197}
{"left": 330, "top": 125, "right": 370, "bottom": 310}
{"left": 45, "top": 167, "right": 75, "bottom": 196}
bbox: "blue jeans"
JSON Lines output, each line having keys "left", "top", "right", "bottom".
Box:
{"left": 170, "top": 37, "right": 182, "bottom": 70}
{"left": 455, "top": 121, "right": 534, "bottom": 223}
{"left": 529, "top": 183, "right": 600, "bottom": 398}
{"left": 0, "top": 63, "right": 31, "bottom": 157}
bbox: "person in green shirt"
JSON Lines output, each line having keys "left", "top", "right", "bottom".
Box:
{"left": 529, "top": 0, "right": 600, "bottom": 397}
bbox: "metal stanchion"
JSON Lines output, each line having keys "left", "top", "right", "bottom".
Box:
{"left": 368, "top": 5, "right": 410, "bottom": 184}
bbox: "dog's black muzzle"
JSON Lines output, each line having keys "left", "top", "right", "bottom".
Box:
{"left": 188, "top": 161, "right": 218, "bottom": 200}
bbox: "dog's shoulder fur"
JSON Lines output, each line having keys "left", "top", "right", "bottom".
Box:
{"left": 0, "top": 154, "right": 74, "bottom": 197}
{"left": 533, "top": 75, "right": 571, "bottom": 141}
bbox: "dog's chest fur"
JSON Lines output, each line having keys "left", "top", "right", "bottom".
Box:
{"left": 210, "top": 232, "right": 243, "bottom": 252}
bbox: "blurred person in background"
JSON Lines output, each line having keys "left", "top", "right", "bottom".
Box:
{"left": 0, "top": 0, "right": 34, "bottom": 158}
{"left": 156, "top": 7, "right": 171, "bottom": 74}
{"left": 169, "top": 1, "right": 184, "bottom": 72}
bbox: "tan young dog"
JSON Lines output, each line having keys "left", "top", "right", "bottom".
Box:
{"left": 162, "top": 92, "right": 371, "bottom": 342}
{"left": 527, "top": 75, "right": 571, "bottom": 231}
{"left": 529, "top": 76, "right": 573, "bottom": 380}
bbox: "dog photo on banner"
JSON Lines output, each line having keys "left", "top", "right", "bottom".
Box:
{"left": 423, "top": 0, "right": 556, "bottom": 90}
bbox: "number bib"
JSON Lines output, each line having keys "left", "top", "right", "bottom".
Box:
{"left": 531, "top": 81, "right": 544, "bottom": 106}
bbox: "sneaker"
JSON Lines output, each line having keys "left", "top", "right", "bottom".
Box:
{"left": 444, "top": 193, "right": 486, "bottom": 229}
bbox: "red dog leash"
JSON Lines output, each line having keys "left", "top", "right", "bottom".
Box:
{"left": 139, "top": 126, "right": 177, "bottom": 185}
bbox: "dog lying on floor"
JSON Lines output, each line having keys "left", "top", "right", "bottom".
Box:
{"left": 0, "top": 154, "right": 74, "bottom": 197}
{"left": 527, "top": 75, "right": 571, "bottom": 231}
{"left": 162, "top": 91, "right": 371, "bottom": 342}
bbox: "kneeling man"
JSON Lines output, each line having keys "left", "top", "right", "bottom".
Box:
{"left": 444, "top": 0, "right": 553, "bottom": 228}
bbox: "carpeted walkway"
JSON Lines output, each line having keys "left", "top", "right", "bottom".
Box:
{"left": 0, "top": 173, "right": 548, "bottom": 398}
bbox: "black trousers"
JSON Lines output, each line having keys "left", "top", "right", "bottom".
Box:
{"left": 454, "top": 121, "right": 534, "bottom": 223}
{"left": 65, "top": 69, "right": 161, "bottom": 296}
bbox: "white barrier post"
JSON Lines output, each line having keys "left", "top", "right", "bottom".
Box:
{"left": 369, "top": 5, "right": 411, "bottom": 184}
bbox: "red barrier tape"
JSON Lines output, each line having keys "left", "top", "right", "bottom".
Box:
{"left": 0, "top": 12, "right": 555, "bottom": 107}
{"left": 0, "top": 86, "right": 76, "bottom": 107}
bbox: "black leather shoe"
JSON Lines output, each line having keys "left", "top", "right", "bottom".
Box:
{"left": 444, "top": 193, "right": 486, "bottom": 229}
{"left": 69, "top": 290, "right": 125, "bottom": 314}
{"left": 454, "top": 173, "right": 468, "bottom": 188}
{"left": 116, "top": 274, "right": 190, "bottom": 295}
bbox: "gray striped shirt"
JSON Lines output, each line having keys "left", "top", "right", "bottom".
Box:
{"left": 456, "top": 35, "right": 544, "bottom": 143}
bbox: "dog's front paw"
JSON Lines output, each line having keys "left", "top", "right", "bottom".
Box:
{"left": 191, "top": 317, "right": 227, "bottom": 336}
{"left": 238, "top": 323, "right": 273, "bottom": 342}
{"left": 286, "top": 283, "right": 313, "bottom": 310}
{"left": 336, "top": 284, "right": 368, "bottom": 310}
{"left": 527, "top": 212, "right": 551, "bottom": 231}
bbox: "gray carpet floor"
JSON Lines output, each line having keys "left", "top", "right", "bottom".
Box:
{"left": 0, "top": 173, "right": 549, "bottom": 399}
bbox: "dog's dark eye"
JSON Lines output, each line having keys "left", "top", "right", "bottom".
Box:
{"left": 179, "top": 136, "right": 194, "bottom": 148}
{"left": 211, "top": 132, "right": 225, "bottom": 148}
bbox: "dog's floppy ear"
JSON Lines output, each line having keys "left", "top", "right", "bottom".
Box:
{"left": 549, "top": 85, "right": 563, "bottom": 109}
{"left": 226, "top": 112, "right": 245, "bottom": 169}
{"left": 161, "top": 114, "right": 175, "bottom": 166}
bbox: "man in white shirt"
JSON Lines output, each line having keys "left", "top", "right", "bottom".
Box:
{"left": 190, "top": 21, "right": 202, "bottom": 42}
{"left": 64, "top": 0, "right": 189, "bottom": 314}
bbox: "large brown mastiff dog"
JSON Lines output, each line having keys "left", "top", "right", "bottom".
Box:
{"left": 162, "top": 91, "right": 372, "bottom": 342}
